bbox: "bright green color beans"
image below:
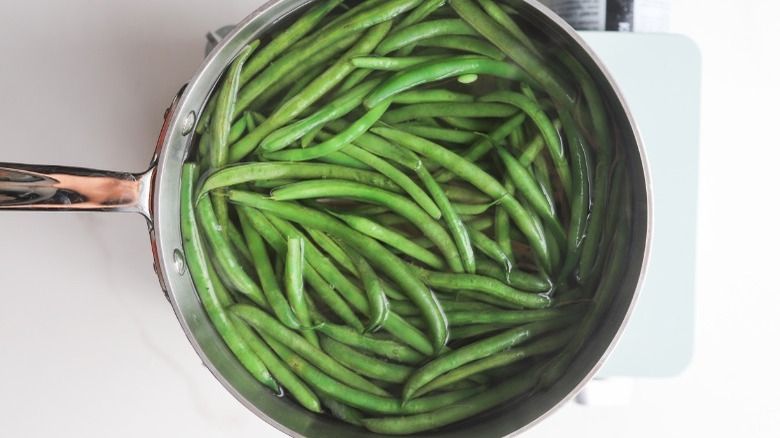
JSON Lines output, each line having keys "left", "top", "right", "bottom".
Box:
{"left": 363, "top": 365, "right": 542, "bottom": 434}
{"left": 375, "top": 19, "right": 478, "bottom": 55}
{"left": 350, "top": 55, "right": 448, "bottom": 71}
{"left": 417, "top": 165, "right": 476, "bottom": 273}
{"left": 230, "top": 304, "right": 390, "bottom": 397}
{"left": 416, "top": 35, "right": 506, "bottom": 60}
{"left": 401, "top": 318, "right": 569, "bottom": 401}
{"left": 450, "top": 0, "right": 576, "bottom": 106}
{"left": 180, "top": 164, "right": 280, "bottom": 395}
{"left": 262, "top": 335, "right": 481, "bottom": 415}
{"left": 343, "top": 245, "right": 391, "bottom": 333}
{"left": 339, "top": 144, "right": 442, "bottom": 219}
{"left": 269, "top": 180, "right": 463, "bottom": 273}
{"left": 382, "top": 102, "right": 516, "bottom": 124}
{"left": 364, "top": 56, "right": 531, "bottom": 108}
{"left": 188, "top": 0, "right": 634, "bottom": 431}
{"left": 239, "top": 211, "right": 302, "bottom": 330}
{"left": 228, "top": 191, "right": 448, "bottom": 354}
{"left": 258, "top": 78, "right": 382, "bottom": 153}
{"left": 410, "top": 265, "right": 551, "bottom": 309}
{"left": 320, "top": 337, "right": 413, "bottom": 383}
{"left": 285, "top": 236, "right": 318, "bottom": 345}
{"left": 263, "top": 101, "right": 392, "bottom": 161}
{"left": 331, "top": 211, "right": 447, "bottom": 270}
{"left": 315, "top": 322, "right": 426, "bottom": 365}
{"left": 371, "top": 127, "right": 552, "bottom": 274}
{"left": 481, "top": 90, "right": 571, "bottom": 198}
{"left": 197, "top": 162, "right": 401, "bottom": 197}
{"left": 195, "top": 196, "right": 269, "bottom": 309}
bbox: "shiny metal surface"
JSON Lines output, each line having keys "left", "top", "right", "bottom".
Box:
{"left": 0, "top": 0, "right": 651, "bottom": 436}
{"left": 0, "top": 164, "right": 152, "bottom": 219}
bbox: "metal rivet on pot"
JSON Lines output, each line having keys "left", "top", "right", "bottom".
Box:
{"left": 173, "top": 248, "right": 186, "bottom": 275}
{"left": 181, "top": 111, "right": 196, "bottom": 136}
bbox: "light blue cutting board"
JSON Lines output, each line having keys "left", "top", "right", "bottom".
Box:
{"left": 580, "top": 32, "right": 701, "bottom": 377}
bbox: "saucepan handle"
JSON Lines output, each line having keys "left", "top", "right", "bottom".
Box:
{"left": 0, "top": 163, "right": 154, "bottom": 220}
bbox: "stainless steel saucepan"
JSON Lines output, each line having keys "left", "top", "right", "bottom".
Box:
{"left": 0, "top": 1, "right": 652, "bottom": 436}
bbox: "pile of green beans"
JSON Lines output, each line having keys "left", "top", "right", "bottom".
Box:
{"left": 182, "top": 0, "right": 634, "bottom": 434}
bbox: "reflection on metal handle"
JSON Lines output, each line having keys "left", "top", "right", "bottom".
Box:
{"left": 0, "top": 163, "right": 153, "bottom": 221}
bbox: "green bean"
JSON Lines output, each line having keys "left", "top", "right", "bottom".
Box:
{"left": 262, "top": 335, "right": 481, "bottom": 415}
{"left": 446, "top": 305, "right": 583, "bottom": 326}
{"left": 256, "top": 77, "right": 381, "bottom": 154}
{"left": 578, "top": 159, "right": 612, "bottom": 282}
{"left": 270, "top": 180, "right": 464, "bottom": 273}
{"left": 317, "top": 392, "right": 364, "bottom": 426}
{"left": 350, "top": 55, "right": 448, "bottom": 71}
{"left": 330, "top": 211, "right": 446, "bottom": 270}
{"left": 481, "top": 91, "right": 571, "bottom": 198}
{"left": 450, "top": 0, "right": 576, "bottom": 106}
{"left": 315, "top": 322, "right": 426, "bottom": 365}
{"left": 323, "top": 118, "right": 421, "bottom": 170}
{"left": 375, "top": 19, "right": 479, "bottom": 55}
{"left": 448, "top": 323, "right": 512, "bottom": 341}
{"left": 195, "top": 195, "right": 269, "bottom": 308}
{"left": 263, "top": 101, "right": 392, "bottom": 161}
{"left": 558, "top": 111, "right": 592, "bottom": 283}
{"left": 417, "top": 165, "right": 476, "bottom": 273}
{"left": 583, "top": 161, "right": 626, "bottom": 292}
{"left": 286, "top": 236, "right": 319, "bottom": 346}
{"left": 209, "top": 43, "right": 257, "bottom": 226}
{"left": 251, "top": 33, "right": 364, "bottom": 115}
{"left": 180, "top": 164, "right": 280, "bottom": 394}
{"left": 255, "top": 211, "right": 434, "bottom": 356}
{"left": 465, "top": 224, "right": 512, "bottom": 274}
{"left": 231, "top": 0, "right": 422, "bottom": 128}
{"left": 371, "top": 127, "right": 553, "bottom": 274}
{"left": 416, "top": 328, "right": 573, "bottom": 397}
{"left": 339, "top": 144, "right": 442, "bottom": 219}
{"left": 228, "top": 191, "right": 448, "bottom": 354}
{"left": 303, "top": 227, "right": 358, "bottom": 275}
{"left": 364, "top": 364, "right": 542, "bottom": 434}
{"left": 475, "top": 0, "right": 540, "bottom": 57}
{"left": 315, "top": 151, "right": 373, "bottom": 170}
{"left": 437, "top": 116, "right": 496, "bottom": 132}
{"left": 495, "top": 180, "right": 516, "bottom": 266}
{"left": 451, "top": 201, "right": 495, "bottom": 216}
{"left": 382, "top": 102, "right": 516, "bottom": 124}
{"left": 410, "top": 264, "right": 550, "bottom": 309}
{"left": 416, "top": 35, "right": 506, "bottom": 60}
{"left": 394, "top": 124, "right": 479, "bottom": 144}
{"left": 239, "top": 206, "right": 364, "bottom": 332}
{"left": 226, "top": 220, "right": 251, "bottom": 264}
{"left": 227, "top": 115, "right": 247, "bottom": 145}
{"left": 392, "top": 88, "right": 475, "bottom": 104}
{"left": 364, "top": 55, "right": 532, "bottom": 108}
{"left": 197, "top": 162, "right": 401, "bottom": 198}
{"left": 401, "top": 318, "right": 570, "bottom": 401}
{"left": 395, "top": 0, "right": 447, "bottom": 32}
{"left": 434, "top": 112, "right": 527, "bottom": 183}
{"left": 320, "top": 337, "right": 412, "bottom": 383}
{"left": 229, "top": 315, "right": 322, "bottom": 412}
{"left": 342, "top": 245, "right": 390, "bottom": 333}
{"left": 474, "top": 259, "right": 551, "bottom": 293}
{"left": 237, "top": 210, "right": 303, "bottom": 330}
{"left": 240, "top": 0, "right": 345, "bottom": 87}
{"left": 496, "top": 144, "right": 567, "bottom": 247}
{"left": 230, "top": 304, "right": 390, "bottom": 397}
